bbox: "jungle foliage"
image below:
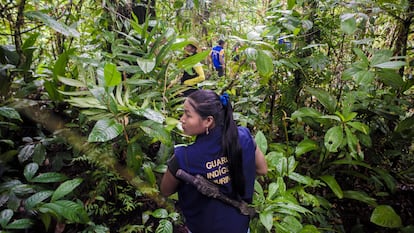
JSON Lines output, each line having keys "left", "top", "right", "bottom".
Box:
{"left": 1, "top": 0, "right": 414, "bottom": 233}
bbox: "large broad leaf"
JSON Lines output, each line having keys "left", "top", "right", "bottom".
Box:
{"left": 305, "top": 87, "right": 336, "bottom": 113}
{"left": 24, "top": 163, "right": 39, "bottom": 181}
{"left": 342, "top": 190, "right": 377, "bottom": 206}
{"left": 295, "top": 139, "right": 318, "bottom": 157}
{"left": 177, "top": 50, "right": 209, "bottom": 70}
{"left": 151, "top": 208, "right": 169, "bottom": 219}
{"left": 18, "top": 144, "right": 35, "bottom": 163}
{"left": 25, "top": 191, "right": 53, "bottom": 210}
{"left": 58, "top": 77, "right": 87, "bottom": 88}
{"left": 255, "top": 130, "right": 268, "bottom": 154}
{"left": 4, "top": 219, "right": 33, "bottom": 229}
{"left": 279, "top": 216, "right": 303, "bottom": 233}
{"left": 259, "top": 210, "right": 274, "bottom": 232}
{"left": 155, "top": 219, "right": 173, "bottom": 233}
{"left": 291, "top": 107, "right": 322, "bottom": 121}
{"left": 137, "top": 57, "right": 156, "bottom": 74}
{"left": 256, "top": 50, "right": 273, "bottom": 78}
{"left": 88, "top": 118, "right": 123, "bottom": 142}
{"left": 320, "top": 175, "right": 343, "bottom": 198}
{"left": 377, "top": 69, "right": 405, "bottom": 89}
{"left": 131, "top": 107, "right": 165, "bottom": 124}
{"left": 41, "top": 200, "right": 89, "bottom": 224}
{"left": 31, "top": 172, "right": 68, "bottom": 183}
{"left": 346, "top": 121, "right": 369, "bottom": 134}
{"left": 139, "top": 120, "right": 172, "bottom": 146}
{"left": 104, "top": 63, "right": 122, "bottom": 87}
{"left": 324, "top": 126, "right": 344, "bottom": 152}
{"left": 373, "top": 61, "right": 406, "bottom": 69}
{"left": 354, "top": 70, "right": 375, "bottom": 87}
{"left": 51, "top": 178, "right": 83, "bottom": 202}
{"left": 370, "top": 205, "right": 402, "bottom": 228}
{"left": 53, "top": 49, "right": 75, "bottom": 78}
{"left": 340, "top": 15, "right": 357, "bottom": 35}
{"left": 25, "top": 11, "right": 79, "bottom": 37}
{"left": 345, "top": 126, "right": 361, "bottom": 160}
{"left": 288, "top": 172, "right": 318, "bottom": 187}
{"left": 353, "top": 48, "right": 369, "bottom": 66}
{"left": 0, "top": 209, "right": 13, "bottom": 227}
{"left": 0, "top": 106, "right": 22, "bottom": 121}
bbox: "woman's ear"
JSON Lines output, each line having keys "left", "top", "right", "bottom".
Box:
{"left": 205, "top": 116, "right": 215, "bottom": 128}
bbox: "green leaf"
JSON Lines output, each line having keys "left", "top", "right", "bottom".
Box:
{"left": 305, "top": 87, "right": 337, "bottom": 113}
{"left": 25, "top": 11, "right": 79, "bottom": 37}
{"left": 0, "top": 107, "right": 22, "bottom": 121}
{"left": 354, "top": 70, "right": 375, "bottom": 86}
{"left": 291, "top": 107, "right": 322, "bottom": 120}
{"left": 139, "top": 120, "right": 172, "bottom": 146}
{"left": 300, "top": 224, "right": 320, "bottom": 233}
{"left": 42, "top": 200, "right": 89, "bottom": 224}
{"left": 143, "top": 163, "right": 157, "bottom": 187}
{"left": 370, "top": 205, "right": 402, "bottom": 228}
{"left": 25, "top": 191, "right": 53, "bottom": 210}
{"left": 88, "top": 118, "right": 123, "bottom": 142}
{"left": 53, "top": 49, "right": 74, "bottom": 78}
{"left": 372, "top": 168, "right": 397, "bottom": 194}
{"left": 31, "top": 172, "right": 68, "bottom": 183}
{"left": 353, "top": 48, "right": 369, "bottom": 66}
{"left": 132, "top": 107, "right": 165, "bottom": 124}
{"left": 377, "top": 69, "right": 406, "bottom": 89}
{"left": 104, "top": 63, "right": 122, "bottom": 87}
{"left": 279, "top": 216, "right": 302, "bottom": 233}
{"left": 151, "top": 208, "right": 169, "bottom": 219}
{"left": 18, "top": 144, "right": 35, "bottom": 163}
{"left": 51, "top": 178, "right": 83, "bottom": 202}
{"left": 0, "top": 209, "right": 13, "bottom": 227}
{"left": 288, "top": 172, "right": 317, "bottom": 187}
{"left": 373, "top": 61, "right": 406, "bottom": 69}
{"left": 255, "top": 131, "right": 268, "bottom": 154}
{"left": 155, "top": 219, "right": 173, "bottom": 233}
{"left": 259, "top": 210, "right": 273, "bottom": 232}
{"left": 177, "top": 50, "right": 209, "bottom": 69}
{"left": 345, "top": 126, "right": 360, "bottom": 159}
{"left": 340, "top": 16, "right": 357, "bottom": 35}
{"left": 295, "top": 139, "right": 318, "bottom": 156}
{"left": 4, "top": 219, "right": 33, "bottom": 229}
{"left": 24, "top": 162, "right": 38, "bottom": 181}
{"left": 137, "top": 57, "right": 156, "bottom": 74}
{"left": 33, "top": 143, "right": 46, "bottom": 165}
{"left": 256, "top": 50, "right": 273, "bottom": 78}
{"left": 320, "top": 175, "right": 343, "bottom": 198}
{"left": 324, "top": 126, "right": 343, "bottom": 152}
{"left": 267, "top": 182, "right": 279, "bottom": 200}
{"left": 342, "top": 190, "right": 377, "bottom": 206}
{"left": 346, "top": 121, "right": 369, "bottom": 134}
{"left": 58, "top": 77, "right": 87, "bottom": 88}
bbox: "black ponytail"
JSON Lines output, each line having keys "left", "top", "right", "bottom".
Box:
{"left": 187, "top": 90, "right": 245, "bottom": 197}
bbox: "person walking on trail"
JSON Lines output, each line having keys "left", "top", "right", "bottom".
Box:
{"left": 176, "top": 38, "right": 205, "bottom": 97}
{"left": 210, "top": 39, "right": 226, "bottom": 77}
{"left": 160, "top": 90, "right": 268, "bottom": 233}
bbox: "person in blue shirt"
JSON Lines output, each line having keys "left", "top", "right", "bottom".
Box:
{"left": 209, "top": 40, "right": 226, "bottom": 77}
{"left": 160, "top": 89, "right": 268, "bottom": 233}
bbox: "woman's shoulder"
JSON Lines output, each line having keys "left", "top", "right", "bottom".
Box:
{"left": 238, "top": 126, "right": 255, "bottom": 144}
{"left": 237, "top": 126, "right": 252, "bottom": 136}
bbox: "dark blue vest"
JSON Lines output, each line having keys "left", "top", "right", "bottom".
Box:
{"left": 211, "top": 45, "right": 224, "bottom": 68}
{"left": 173, "top": 126, "right": 256, "bottom": 233}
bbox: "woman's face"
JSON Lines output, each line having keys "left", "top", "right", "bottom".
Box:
{"left": 180, "top": 99, "right": 210, "bottom": 136}
{"left": 184, "top": 44, "right": 196, "bottom": 55}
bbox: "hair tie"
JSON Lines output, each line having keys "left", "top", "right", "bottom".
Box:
{"left": 220, "top": 93, "right": 229, "bottom": 107}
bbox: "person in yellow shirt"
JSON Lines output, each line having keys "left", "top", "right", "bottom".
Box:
{"left": 180, "top": 38, "right": 205, "bottom": 96}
